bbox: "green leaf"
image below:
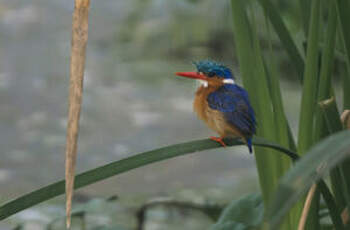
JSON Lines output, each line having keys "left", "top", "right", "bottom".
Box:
{"left": 317, "top": 181, "right": 345, "bottom": 230}
{"left": 231, "top": 2, "right": 296, "bottom": 229}
{"left": 231, "top": 0, "right": 275, "bottom": 205}
{"left": 343, "top": 70, "right": 350, "bottom": 109}
{"left": 299, "top": 0, "right": 312, "bottom": 36}
{"left": 0, "top": 137, "right": 297, "bottom": 221}
{"left": 319, "top": 98, "right": 342, "bottom": 133}
{"left": 265, "top": 130, "right": 350, "bottom": 230}
{"left": 262, "top": 16, "right": 296, "bottom": 153}
{"left": 313, "top": 1, "right": 337, "bottom": 142}
{"left": 334, "top": 0, "right": 350, "bottom": 108}
{"left": 335, "top": 0, "right": 350, "bottom": 67}
{"left": 263, "top": 48, "right": 296, "bottom": 152}
{"left": 296, "top": 6, "right": 323, "bottom": 227}
{"left": 298, "top": 0, "right": 321, "bottom": 155}
{"left": 258, "top": 0, "right": 305, "bottom": 82}
{"left": 210, "top": 194, "right": 264, "bottom": 230}
{"left": 231, "top": 1, "right": 293, "bottom": 211}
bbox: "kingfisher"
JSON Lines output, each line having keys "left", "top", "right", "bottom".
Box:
{"left": 176, "top": 60, "right": 256, "bottom": 153}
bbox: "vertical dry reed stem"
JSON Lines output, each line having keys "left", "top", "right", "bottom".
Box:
{"left": 341, "top": 110, "right": 350, "bottom": 129}
{"left": 341, "top": 207, "right": 349, "bottom": 225}
{"left": 65, "top": 0, "right": 90, "bottom": 228}
{"left": 297, "top": 184, "right": 317, "bottom": 230}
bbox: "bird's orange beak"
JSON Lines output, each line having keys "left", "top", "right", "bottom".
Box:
{"left": 175, "top": 72, "right": 208, "bottom": 81}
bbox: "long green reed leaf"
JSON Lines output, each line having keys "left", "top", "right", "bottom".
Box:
{"left": 335, "top": 0, "right": 350, "bottom": 66}
{"left": 299, "top": 0, "right": 311, "bottom": 36}
{"left": 231, "top": 1, "right": 289, "bottom": 211}
{"left": 251, "top": 7, "right": 289, "bottom": 197}
{"left": 319, "top": 98, "right": 342, "bottom": 133}
{"left": 231, "top": 2, "right": 296, "bottom": 228}
{"left": 258, "top": 0, "right": 305, "bottom": 81}
{"left": 297, "top": 0, "right": 321, "bottom": 155}
{"left": 263, "top": 49, "right": 296, "bottom": 153}
{"left": 343, "top": 71, "right": 350, "bottom": 109}
{"left": 313, "top": 2, "right": 337, "bottom": 142}
{"left": 0, "top": 137, "right": 297, "bottom": 221}
{"left": 263, "top": 15, "right": 296, "bottom": 152}
{"left": 231, "top": 0, "right": 274, "bottom": 203}
{"left": 317, "top": 181, "right": 345, "bottom": 230}
{"left": 296, "top": 1, "right": 322, "bottom": 228}
{"left": 262, "top": 65, "right": 295, "bottom": 229}
{"left": 335, "top": 0, "right": 350, "bottom": 109}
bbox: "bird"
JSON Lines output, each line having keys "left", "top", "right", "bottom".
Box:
{"left": 175, "top": 60, "right": 256, "bottom": 153}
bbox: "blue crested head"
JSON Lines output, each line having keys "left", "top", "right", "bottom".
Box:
{"left": 193, "top": 60, "right": 234, "bottom": 79}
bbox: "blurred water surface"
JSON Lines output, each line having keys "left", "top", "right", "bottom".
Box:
{"left": 0, "top": 0, "right": 305, "bottom": 206}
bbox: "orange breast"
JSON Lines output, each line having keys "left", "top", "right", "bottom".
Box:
{"left": 193, "top": 86, "right": 243, "bottom": 138}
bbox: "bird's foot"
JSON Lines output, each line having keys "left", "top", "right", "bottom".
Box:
{"left": 210, "top": 136, "right": 227, "bottom": 147}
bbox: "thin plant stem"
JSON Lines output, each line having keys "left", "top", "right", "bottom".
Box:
{"left": 298, "top": 184, "right": 317, "bottom": 230}
{"left": 65, "top": 0, "right": 90, "bottom": 228}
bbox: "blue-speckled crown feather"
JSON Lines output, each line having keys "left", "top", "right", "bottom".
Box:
{"left": 193, "top": 60, "right": 234, "bottom": 79}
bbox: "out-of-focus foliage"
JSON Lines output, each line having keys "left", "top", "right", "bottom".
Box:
{"left": 210, "top": 194, "right": 263, "bottom": 230}
{"left": 230, "top": 0, "right": 350, "bottom": 229}
{"left": 266, "top": 130, "right": 350, "bottom": 229}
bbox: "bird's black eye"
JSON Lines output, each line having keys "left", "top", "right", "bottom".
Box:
{"left": 208, "top": 72, "right": 215, "bottom": 77}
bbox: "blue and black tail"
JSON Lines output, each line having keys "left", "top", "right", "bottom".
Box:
{"left": 246, "top": 138, "right": 253, "bottom": 154}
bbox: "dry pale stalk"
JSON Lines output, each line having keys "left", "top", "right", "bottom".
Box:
{"left": 298, "top": 184, "right": 317, "bottom": 230}
{"left": 341, "top": 207, "right": 349, "bottom": 226}
{"left": 340, "top": 110, "right": 350, "bottom": 129}
{"left": 65, "top": 0, "right": 90, "bottom": 228}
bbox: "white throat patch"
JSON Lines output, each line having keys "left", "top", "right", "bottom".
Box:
{"left": 223, "top": 79, "right": 235, "bottom": 84}
{"left": 198, "top": 80, "right": 208, "bottom": 88}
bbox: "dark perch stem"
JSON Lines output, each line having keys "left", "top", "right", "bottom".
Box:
{"left": 136, "top": 198, "right": 225, "bottom": 230}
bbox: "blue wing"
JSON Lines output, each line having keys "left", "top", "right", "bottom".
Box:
{"left": 207, "top": 84, "right": 256, "bottom": 137}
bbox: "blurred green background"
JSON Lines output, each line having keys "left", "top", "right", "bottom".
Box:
{"left": 0, "top": 0, "right": 338, "bottom": 229}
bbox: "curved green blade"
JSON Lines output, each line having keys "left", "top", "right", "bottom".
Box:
{"left": 0, "top": 137, "right": 296, "bottom": 221}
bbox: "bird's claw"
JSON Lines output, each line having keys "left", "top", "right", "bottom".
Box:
{"left": 210, "top": 136, "right": 227, "bottom": 147}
